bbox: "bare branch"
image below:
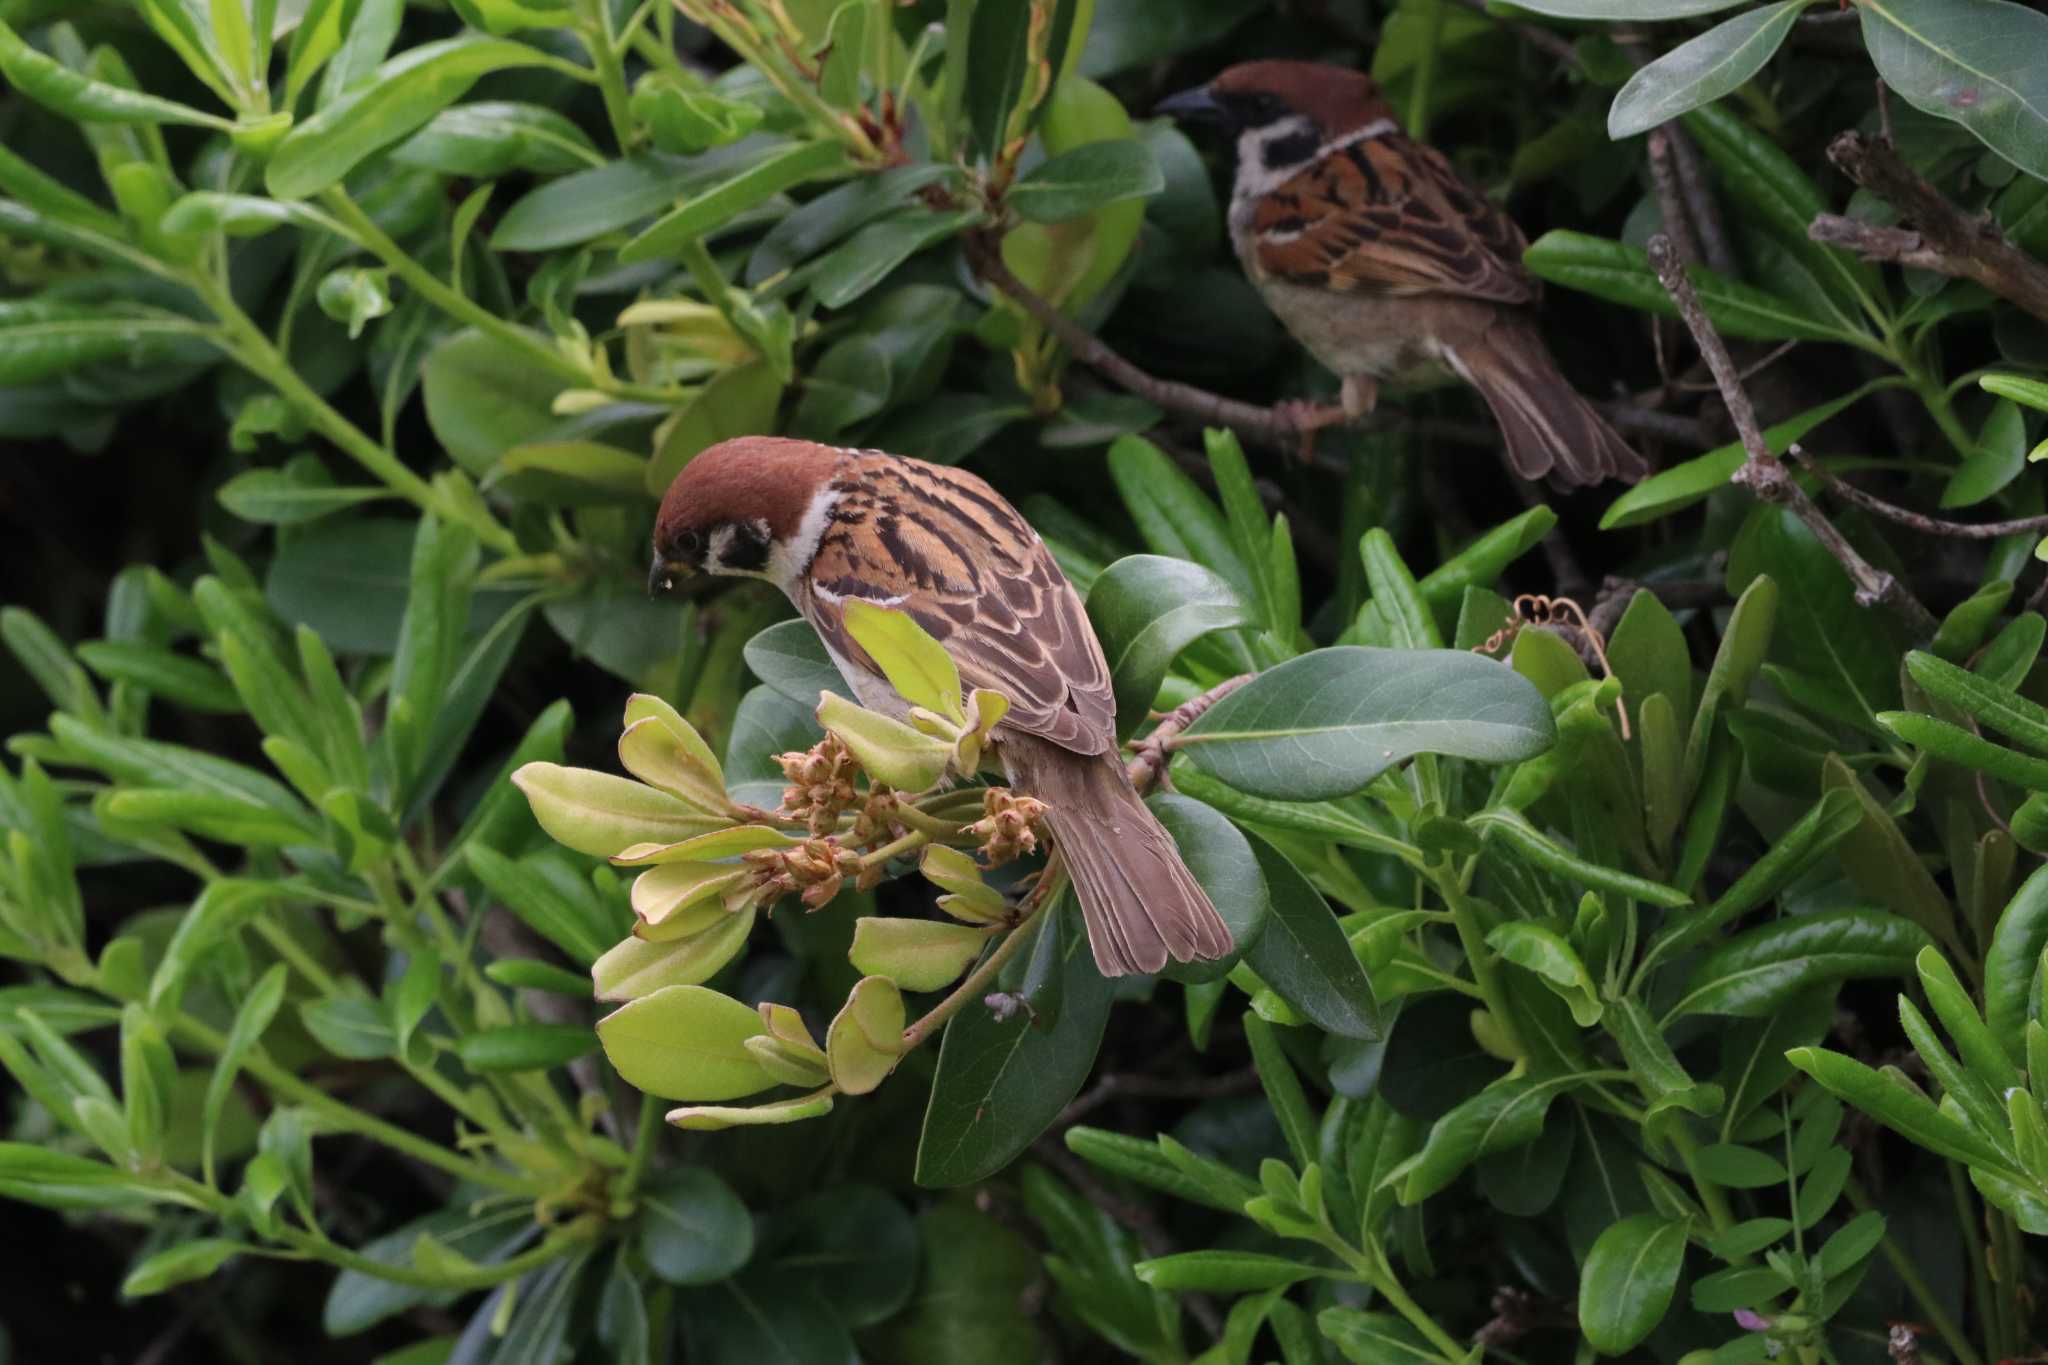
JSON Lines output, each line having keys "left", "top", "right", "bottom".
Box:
{"left": 964, "top": 230, "right": 1365, "bottom": 452}
{"left": 1812, "top": 131, "right": 2048, "bottom": 322}
{"left": 1128, "top": 673, "right": 1255, "bottom": 794}
{"left": 1793, "top": 447, "right": 2048, "bottom": 540}
{"left": 1646, "top": 234, "right": 1938, "bottom": 639}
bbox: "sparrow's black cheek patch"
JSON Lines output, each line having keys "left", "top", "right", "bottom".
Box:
{"left": 719, "top": 523, "right": 771, "bottom": 573}
{"left": 1263, "top": 128, "right": 1322, "bottom": 172}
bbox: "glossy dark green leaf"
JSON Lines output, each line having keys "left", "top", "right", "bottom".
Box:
{"left": 392, "top": 101, "right": 602, "bottom": 177}
{"left": 1672, "top": 908, "right": 1930, "bottom": 1018}
{"left": 1729, "top": 505, "right": 1902, "bottom": 726}
{"left": 1577, "top": 1215, "right": 1689, "bottom": 1355}
{"left": 746, "top": 164, "right": 958, "bottom": 284}
{"left": 1608, "top": 1, "right": 1810, "bottom": 139}
{"left": 966, "top": 0, "right": 1032, "bottom": 156}
{"left": 1396, "top": 1072, "right": 1587, "bottom": 1202}
{"left": 454, "top": 1023, "right": 596, "bottom": 1072}
{"left": 269, "top": 38, "right": 578, "bottom": 198}
{"left": 866, "top": 1203, "right": 1037, "bottom": 1365}
{"left": 1527, "top": 230, "right": 1866, "bottom": 343}
{"left": 621, "top": 141, "right": 849, "bottom": 263}
{"left": 1179, "top": 647, "right": 1554, "bottom": 801}
{"left": 1150, "top": 794, "right": 1265, "bottom": 984}
{"left": 1859, "top": 0, "right": 2048, "bottom": 181}
{"left": 1086, "top": 554, "right": 1252, "bottom": 739}
{"left": 1600, "top": 382, "right": 1899, "bottom": 529}
{"left": 488, "top": 152, "right": 692, "bottom": 251}
{"left": 638, "top": 1167, "right": 753, "bottom": 1286}
{"left": 1242, "top": 830, "right": 1379, "bottom": 1039}
{"left": 916, "top": 901, "right": 1115, "bottom": 1186}
{"left": 763, "top": 1184, "right": 918, "bottom": 1326}
{"left": 742, "top": 618, "right": 857, "bottom": 709}
{"left": 1134, "top": 1251, "right": 1324, "bottom": 1292}
{"left": 1010, "top": 139, "right": 1164, "bottom": 222}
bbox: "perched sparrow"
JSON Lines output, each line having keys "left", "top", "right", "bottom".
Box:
{"left": 651, "top": 436, "right": 1233, "bottom": 977}
{"left": 1159, "top": 60, "right": 1645, "bottom": 486}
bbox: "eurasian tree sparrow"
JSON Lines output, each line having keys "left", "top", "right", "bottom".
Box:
{"left": 651, "top": 436, "right": 1233, "bottom": 977}
{"left": 1160, "top": 60, "right": 1645, "bottom": 486}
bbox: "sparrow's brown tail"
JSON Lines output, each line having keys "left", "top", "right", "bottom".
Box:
{"left": 1001, "top": 737, "right": 1232, "bottom": 977}
{"left": 1448, "top": 319, "right": 1647, "bottom": 488}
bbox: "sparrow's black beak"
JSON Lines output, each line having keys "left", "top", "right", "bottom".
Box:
{"left": 1155, "top": 84, "right": 1228, "bottom": 126}
{"left": 649, "top": 554, "right": 689, "bottom": 598}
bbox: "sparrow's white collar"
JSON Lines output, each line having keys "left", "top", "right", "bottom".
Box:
{"left": 768, "top": 480, "right": 842, "bottom": 595}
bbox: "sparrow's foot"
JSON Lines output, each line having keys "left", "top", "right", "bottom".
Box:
{"left": 1340, "top": 374, "right": 1379, "bottom": 419}
{"left": 1275, "top": 398, "right": 1346, "bottom": 462}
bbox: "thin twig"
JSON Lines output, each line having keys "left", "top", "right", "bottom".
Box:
{"left": 1668, "top": 127, "right": 1738, "bottom": 278}
{"left": 1128, "top": 674, "right": 1256, "bottom": 794}
{"left": 1794, "top": 448, "right": 2048, "bottom": 540}
{"left": 1647, "top": 128, "right": 1704, "bottom": 271}
{"left": 1811, "top": 131, "right": 2048, "bottom": 322}
{"left": 1056, "top": 1065, "right": 1262, "bottom": 1127}
{"left": 1646, "top": 234, "right": 1939, "bottom": 638}
{"left": 964, "top": 231, "right": 1367, "bottom": 451}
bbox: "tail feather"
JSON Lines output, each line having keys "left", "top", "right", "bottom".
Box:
{"left": 1002, "top": 737, "right": 1232, "bottom": 977}
{"left": 1447, "top": 320, "right": 1647, "bottom": 488}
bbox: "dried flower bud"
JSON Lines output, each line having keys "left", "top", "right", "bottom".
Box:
{"left": 964, "top": 788, "right": 1049, "bottom": 867}
{"left": 848, "top": 786, "right": 904, "bottom": 848}
{"left": 774, "top": 733, "right": 860, "bottom": 835}
{"left": 742, "top": 836, "right": 863, "bottom": 914}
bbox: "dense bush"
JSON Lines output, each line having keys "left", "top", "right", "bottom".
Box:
{"left": 3, "top": 0, "right": 2048, "bottom": 1361}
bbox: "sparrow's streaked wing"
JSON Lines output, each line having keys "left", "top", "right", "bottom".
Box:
{"left": 802, "top": 454, "right": 1118, "bottom": 756}
{"left": 1252, "top": 132, "right": 1536, "bottom": 305}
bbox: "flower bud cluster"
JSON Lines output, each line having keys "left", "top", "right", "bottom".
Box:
{"left": 775, "top": 733, "right": 859, "bottom": 834}
{"left": 965, "top": 788, "right": 1048, "bottom": 867}
{"left": 743, "top": 836, "right": 874, "bottom": 911}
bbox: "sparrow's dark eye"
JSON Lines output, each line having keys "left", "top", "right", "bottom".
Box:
{"left": 672, "top": 528, "right": 705, "bottom": 560}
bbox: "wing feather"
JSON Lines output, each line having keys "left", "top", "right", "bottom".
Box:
{"left": 1252, "top": 133, "right": 1534, "bottom": 305}
{"left": 801, "top": 454, "right": 1117, "bottom": 756}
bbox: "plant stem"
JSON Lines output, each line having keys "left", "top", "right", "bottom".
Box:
{"left": 320, "top": 189, "right": 589, "bottom": 388}
{"left": 619, "top": 1086, "right": 664, "bottom": 1205}
{"left": 198, "top": 278, "right": 517, "bottom": 553}
{"left": 1434, "top": 864, "right": 1526, "bottom": 1060}
{"left": 578, "top": 0, "right": 637, "bottom": 151}
{"left": 1668, "top": 1123, "right": 1739, "bottom": 1240}
{"left": 1948, "top": 1159, "right": 1996, "bottom": 1356}
{"left": 1845, "top": 1178, "right": 1984, "bottom": 1365}
{"left": 898, "top": 878, "right": 1060, "bottom": 1050}
{"left": 170, "top": 1015, "right": 542, "bottom": 1196}
{"left": 274, "top": 1217, "right": 600, "bottom": 1290}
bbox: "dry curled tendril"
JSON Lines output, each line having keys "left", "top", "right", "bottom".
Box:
{"left": 1472, "top": 594, "right": 1631, "bottom": 739}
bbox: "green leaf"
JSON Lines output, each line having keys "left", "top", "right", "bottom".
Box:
{"left": 1986, "top": 864, "right": 2048, "bottom": 1063}
{"left": 1858, "top": 0, "right": 2048, "bottom": 182}
{"left": 1065, "top": 1127, "right": 1261, "bottom": 1215}
{"left": 1133, "top": 1252, "right": 1325, "bottom": 1292}
{"left": 1319, "top": 1308, "right": 1438, "bottom": 1365}
{"left": 1489, "top": 922, "right": 1603, "bottom": 1026}
{"left": 841, "top": 601, "right": 962, "bottom": 720}
{"left": 1414, "top": 507, "right": 1557, "bottom": 614}
{"left": 76, "top": 641, "right": 240, "bottom": 713}
{"left": 747, "top": 165, "right": 956, "bottom": 285}
{"left": 966, "top": 0, "right": 1033, "bottom": 156}
{"left": 1907, "top": 648, "right": 2048, "bottom": 755}
{"left": 454, "top": 1024, "right": 597, "bottom": 1072}
{"left": 865, "top": 1203, "right": 1038, "bottom": 1365}
{"left": 1242, "top": 831, "right": 1379, "bottom": 1039}
{"left": 1692, "top": 1142, "right": 1787, "bottom": 1187}
{"left": 1607, "top": 1, "right": 1811, "bottom": 139}
{"left": 637, "top": 1167, "right": 753, "bottom": 1286}
{"left": 0, "top": 19, "right": 233, "bottom": 130}
{"left": 421, "top": 327, "right": 569, "bottom": 477}
{"left": 301, "top": 994, "right": 398, "bottom": 1060}
{"left": 1526, "top": 230, "right": 1867, "bottom": 344}
{"left": 217, "top": 465, "right": 386, "bottom": 526}
{"left": 1879, "top": 709, "right": 2048, "bottom": 787}
{"left": 489, "top": 151, "right": 691, "bottom": 251}
{"left": 1690, "top": 1264, "right": 1792, "bottom": 1312}
{"left": 761, "top": 1184, "right": 917, "bottom": 1328}
{"left": 0, "top": 1143, "right": 180, "bottom": 1211}
{"left": 1106, "top": 435, "right": 1254, "bottom": 605}
{"left": 1500, "top": 0, "right": 1742, "bottom": 15}
{"left": 123, "top": 1239, "right": 250, "bottom": 1297}
{"left": 1672, "top": 907, "right": 1930, "bottom": 1018}
{"left": 805, "top": 207, "right": 984, "bottom": 309}
{"left": 269, "top": 37, "right": 577, "bottom": 198}
{"left": 1397, "top": 1072, "right": 1586, "bottom": 1202}
{"left": 1009, "top": 139, "right": 1164, "bottom": 222}
{"left": 1730, "top": 505, "right": 1903, "bottom": 728}
{"left": 1577, "top": 1215, "right": 1689, "bottom": 1355}
{"left": 1787, "top": 1046, "right": 2017, "bottom": 1171}
{"left": 916, "top": 902, "right": 1115, "bottom": 1186}
{"left": 1178, "top": 646, "right": 1554, "bottom": 801}
{"left": 742, "top": 619, "right": 857, "bottom": 709}
{"left": 621, "top": 141, "right": 850, "bottom": 263}
{"left": 597, "top": 984, "right": 778, "bottom": 1102}
{"left": 645, "top": 360, "right": 786, "bottom": 494}
{"left": 392, "top": 101, "right": 603, "bottom": 177}
{"left": 1086, "top": 554, "right": 1253, "bottom": 741}
{"left": 1943, "top": 397, "right": 2029, "bottom": 507}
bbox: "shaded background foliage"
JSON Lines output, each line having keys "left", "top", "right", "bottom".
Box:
{"left": 4, "top": 0, "right": 2048, "bottom": 1361}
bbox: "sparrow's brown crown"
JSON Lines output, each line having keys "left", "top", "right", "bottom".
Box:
{"left": 652, "top": 436, "right": 841, "bottom": 583}
{"left": 1207, "top": 61, "right": 1395, "bottom": 138}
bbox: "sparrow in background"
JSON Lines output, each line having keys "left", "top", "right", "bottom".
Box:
{"left": 651, "top": 436, "right": 1233, "bottom": 977}
{"left": 1159, "top": 60, "right": 1645, "bottom": 487}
